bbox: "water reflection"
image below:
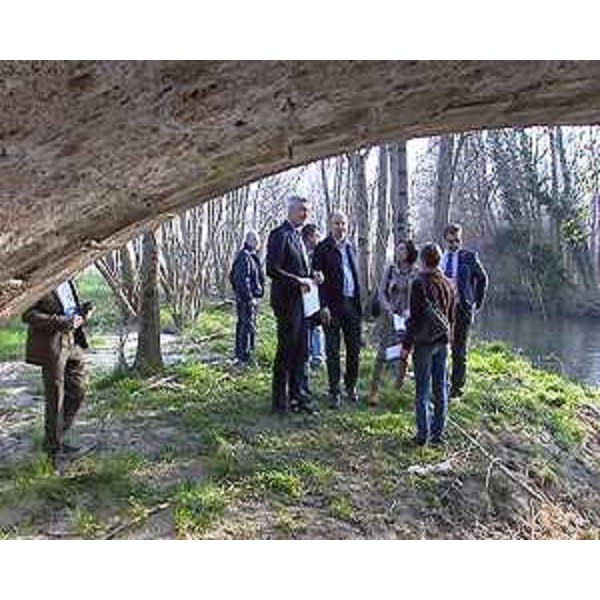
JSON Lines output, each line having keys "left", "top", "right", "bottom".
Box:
{"left": 473, "top": 307, "right": 600, "bottom": 388}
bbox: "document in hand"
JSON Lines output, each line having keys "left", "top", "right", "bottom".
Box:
{"left": 303, "top": 280, "right": 320, "bottom": 318}
{"left": 393, "top": 313, "right": 406, "bottom": 332}
{"left": 385, "top": 344, "right": 402, "bottom": 361}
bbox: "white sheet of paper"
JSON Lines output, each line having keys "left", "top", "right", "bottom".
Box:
{"left": 385, "top": 344, "right": 402, "bottom": 361}
{"left": 393, "top": 314, "right": 406, "bottom": 332}
{"left": 303, "top": 280, "right": 320, "bottom": 318}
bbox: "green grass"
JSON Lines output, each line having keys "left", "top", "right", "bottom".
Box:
{"left": 329, "top": 496, "right": 355, "bottom": 523}
{"left": 254, "top": 468, "right": 304, "bottom": 500}
{"left": 0, "top": 452, "right": 162, "bottom": 537}
{"left": 173, "top": 482, "right": 227, "bottom": 536}
{"left": 2, "top": 304, "right": 599, "bottom": 539}
{"left": 455, "top": 341, "right": 592, "bottom": 449}
{"left": 0, "top": 318, "right": 26, "bottom": 361}
{"left": 74, "top": 268, "right": 121, "bottom": 333}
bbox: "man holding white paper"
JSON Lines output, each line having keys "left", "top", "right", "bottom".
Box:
{"left": 266, "top": 196, "right": 321, "bottom": 415}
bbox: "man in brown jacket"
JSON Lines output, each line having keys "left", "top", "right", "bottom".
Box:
{"left": 22, "top": 279, "right": 93, "bottom": 460}
{"left": 400, "top": 243, "right": 456, "bottom": 447}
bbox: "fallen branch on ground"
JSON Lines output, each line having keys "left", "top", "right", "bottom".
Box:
{"left": 103, "top": 500, "right": 172, "bottom": 540}
{"left": 130, "top": 375, "right": 184, "bottom": 398}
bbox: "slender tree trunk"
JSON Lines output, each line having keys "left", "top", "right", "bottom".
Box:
{"left": 350, "top": 150, "right": 371, "bottom": 306}
{"left": 374, "top": 145, "right": 389, "bottom": 285}
{"left": 433, "top": 135, "right": 455, "bottom": 242}
{"left": 320, "top": 159, "right": 333, "bottom": 225}
{"left": 134, "top": 230, "right": 163, "bottom": 375}
{"left": 389, "top": 140, "right": 410, "bottom": 245}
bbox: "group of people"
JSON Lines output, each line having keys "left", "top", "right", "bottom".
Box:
{"left": 231, "top": 196, "right": 488, "bottom": 446}
{"left": 20, "top": 195, "right": 488, "bottom": 464}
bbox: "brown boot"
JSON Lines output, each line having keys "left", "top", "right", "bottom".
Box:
{"left": 367, "top": 389, "right": 379, "bottom": 407}
{"left": 395, "top": 358, "right": 408, "bottom": 389}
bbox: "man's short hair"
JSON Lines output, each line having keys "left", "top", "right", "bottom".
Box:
{"left": 443, "top": 223, "right": 463, "bottom": 239}
{"left": 330, "top": 210, "right": 347, "bottom": 223}
{"left": 420, "top": 243, "right": 443, "bottom": 268}
{"left": 287, "top": 195, "right": 309, "bottom": 211}
{"left": 302, "top": 223, "right": 319, "bottom": 241}
{"left": 244, "top": 230, "right": 258, "bottom": 246}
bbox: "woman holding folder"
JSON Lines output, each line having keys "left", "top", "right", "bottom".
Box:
{"left": 368, "top": 240, "right": 418, "bottom": 407}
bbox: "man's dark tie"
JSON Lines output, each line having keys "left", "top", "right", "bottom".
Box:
{"left": 444, "top": 253, "right": 455, "bottom": 279}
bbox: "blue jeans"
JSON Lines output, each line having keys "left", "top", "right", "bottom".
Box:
{"left": 309, "top": 323, "right": 324, "bottom": 364}
{"left": 301, "top": 323, "right": 325, "bottom": 395}
{"left": 235, "top": 299, "right": 257, "bottom": 363}
{"left": 412, "top": 343, "right": 449, "bottom": 442}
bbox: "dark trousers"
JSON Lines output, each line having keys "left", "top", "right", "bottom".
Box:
{"left": 413, "top": 342, "right": 448, "bottom": 442}
{"left": 324, "top": 298, "right": 362, "bottom": 395}
{"left": 451, "top": 305, "right": 472, "bottom": 393}
{"left": 41, "top": 344, "right": 86, "bottom": 454}
{"left": 271, "top": 300, "right": 308, "bottom": 411}
{"left": 235, "top": 299, "right": 257, "bottom": 363}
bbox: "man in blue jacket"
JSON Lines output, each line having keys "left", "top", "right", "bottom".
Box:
{"left": 442, "top": 223, "right": 489, "bottom": 398}
{"left": 230, "top": 231, "right": 265, "bottom": 367}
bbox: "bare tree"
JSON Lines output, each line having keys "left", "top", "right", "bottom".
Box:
{"left": 389, "top": 140, "right": 411, "bottom": 245}
{"left": 433, "top": 134, "right": 465, "bottom": 242}
{"left": 133, "top": 230, "right": 163, "bottom": 374}
{"left": 373, "top": 145, "right": 390, "bottom": 285}
{"left": 159, "top": 205, "right": 207, "bottom": 329}
{"left": 349, "top": 148, "right": 372, "bottom": 305}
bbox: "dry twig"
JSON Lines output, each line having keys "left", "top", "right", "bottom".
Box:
{"left": 448, "top": 416, "right": 548, "bottom": 504}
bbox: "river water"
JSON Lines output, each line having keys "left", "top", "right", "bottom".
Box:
{"left": 473, "top": 307, "right": 600, "bottom": 388}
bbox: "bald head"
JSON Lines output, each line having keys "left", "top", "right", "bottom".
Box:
{"left": 244, "top": 230, "right": 259, "bottom": 251}
{"left": 330, "top": 211, "right": 348, "bottom": 241}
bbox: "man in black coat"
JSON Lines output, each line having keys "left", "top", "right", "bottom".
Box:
{"left": 441, "top": 223, "right": 489, "bottom": 398}
{"left": 313, "top": 211, "right": 362, "bottom": 408}
{"left": 266, "top": 196, "right": 320, "bottom": 414}
{"left": 230, "top": 231, "right": 265, "bottom": 366}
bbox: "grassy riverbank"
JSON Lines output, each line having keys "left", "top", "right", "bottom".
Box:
{"left": 0, "top": 304, "right": 599, "bottom": 539}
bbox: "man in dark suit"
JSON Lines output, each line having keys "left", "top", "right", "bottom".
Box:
{"left": 230, "top": 230, "right": 265, "bottom": 367}
{"left": 442, "top": 223, "right": 489, "bottom": 398}
{"left": 313, "top": 211, "right": 362, "bottom": 408}
{"left": 22, "top": 279, "right": 94, "bottom": 461}
{"left": 266, "top": 196, "right": 320, "bottom": 414}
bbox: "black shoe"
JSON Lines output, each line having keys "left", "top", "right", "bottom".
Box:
{"left": 430, "top": 437, "right": 445, "bottom": 447}
{"left": 232, "top": 358, "right": 249, "bottom": 369}
{"left": 346, "top": 388, "right": 359, "bottom": 403}
{"left": 299, "top": 401, "right": 320, "bottom": 415}
{"left": 292, "top": 390, "right": 312, "bottom": 403}
{"left": 59, "top": 443, "right": 82, "bottom": 456}
{"left": 329, "top": 392, "right": 342, "bottom": 409}
{"left": 412, "top": 436, "right": 428, "bottom": 447}
{"left": 449, "top": 387, "right": 463, "bottom": 399}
